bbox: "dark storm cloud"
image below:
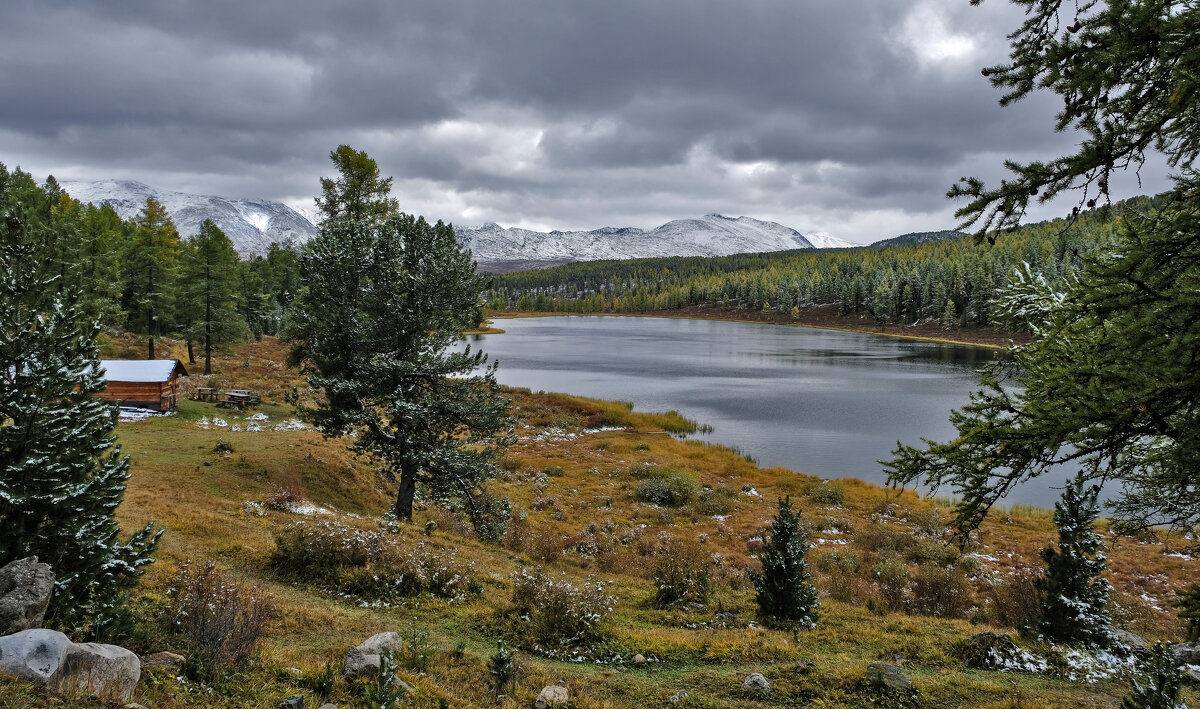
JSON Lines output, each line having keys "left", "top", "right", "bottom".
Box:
{"left": 0, "top": 0, "right": 1162, "bottom": 242}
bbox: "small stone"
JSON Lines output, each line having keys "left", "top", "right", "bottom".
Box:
{"left": 125, "top": 704, "right": 149, "bottom": 709}
{"left": 318, "top": 705, "right": 338, "bottom": 709}
{"left": 742, "top": 672, "right": 771, "bottom": 693}
{"left": 284, "top": 666, "right": 304, "bottom": 678}
{"left": 142, "top": 651, "right": 185, "bottom": 671}
{"left": 279, "top": 697, "right": 304, "bottom": 709}
{"left": 632, "top": 653, "right": 646, "bottom": 665}
{"left": 343, "top": 632, "right": 404, "bottom": 681}
{"left": 534, "top": 684, "right": 569, "bottom": 708}
{"left": 669, "top": 689, "right": 689, "bottom": 703}
{"left": 866, "top": 662, "right": 915, "bottom": 694}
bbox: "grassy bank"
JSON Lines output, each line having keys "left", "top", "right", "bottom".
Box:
{"left": 5, "top": 336, "right": 1194, "bottom": 708}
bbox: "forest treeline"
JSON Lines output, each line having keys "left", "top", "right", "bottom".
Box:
{"left": 487, "top": 198, "right": 1153, "bottom": 329}
{"left": 1, "top": 164, "right": 301, "bottom": 365}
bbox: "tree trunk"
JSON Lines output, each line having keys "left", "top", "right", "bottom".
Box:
{"left": 186, "top": 338, "right": 195, "bottom": 364}
{"left": 393, "top": 464, "right": 417, "bottom": 521}
{"left": 204, "top": 285, "right": 213, "bottom": 375}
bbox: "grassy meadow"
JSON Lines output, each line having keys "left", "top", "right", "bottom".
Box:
{"left": 2, "top": 334, "right": 1196, "bottom": 708}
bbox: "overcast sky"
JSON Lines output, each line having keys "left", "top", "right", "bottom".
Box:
{"left": 0, "top": 0, "right": 1172, "bottom": 244}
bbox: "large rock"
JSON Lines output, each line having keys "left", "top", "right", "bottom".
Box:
{"left": 0, "top": 629, "right": 141, "bottom": 702}
{"left": 0, "top": 557, "right": 55, "bottom": 635}
{"left": 343, "top": 632, "right": 404, "bottom": 681}
{"left": 1172, "top": 642, "right": 1200, "bottom": 667}
{"left": 534, "top": 685, "right": 568, "bottom": 708}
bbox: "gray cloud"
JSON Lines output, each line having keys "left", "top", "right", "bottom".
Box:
{"left": 0, "top": 0, "right": 1173, "bottom": 244}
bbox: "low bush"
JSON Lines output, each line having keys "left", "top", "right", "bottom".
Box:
{"left": 635, "top": 467, "right": 702, "bottom": 507}
{"left": 165, "top": 560, "right": 274, "bottom": 681}
{"left": 652, "top": 538, "right": 712, "bottom": 608}
{"left": 872, "top": 556, "right": 910, "bottom": 612}
{"left": 692, "top": 485, "right": 739, "bottom": 515}
{"left": 909, "top": 565, "right": 974, "bottom": 619}
{"left": 270, "top": 519, "right": 478, "bottom": 601}
{"left": 806, "top": 481, "right": 846, "bottom": 507}
{"left": 985, "top": 569, "right": 1041, "bottom": 630}
{"left": 510, "top": 569, "right": 615, "bottom": 647}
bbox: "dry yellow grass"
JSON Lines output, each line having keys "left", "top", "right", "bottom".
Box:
{"left": 5, "top": 335, "right": 1196, "bottom": 707}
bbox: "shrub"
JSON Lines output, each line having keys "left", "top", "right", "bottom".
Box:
{"left": 692, "top": 485, "right": 739, "bottom": 515}
{"left": 855, "top": 524, "right": 918, "bottom": 555}
{"left": 749, "top": 497, "right": 819, "bottom": 628}
{"left": 363, "top": 649, "right": 407, "bottom": 709}
{"left": 907, "top": 507, "right": 947, "bottom": 539}
{"left": 806, "top": 481, "right": 846, "bottom": 507}
{"left": 542, "top": 465, "right": 565, "bottom": 477}
{"left": 165, "top": 560, "right": 274, "bottom": 681}
{"left": 652, "top": 539, "right": 712, "bottom": 608}
{"left": 818, "top": 549, "right": 862, "bottom": 604}
{"left": 872, "top": 557, "right": 910, "bottom": 612}
{"left": 488, "top": 639, "right": 517, "bottom": 698}
{"left": 909, "top": 565, "right": 974, "bottom": 619}
{"left": 1174, "top": 583, "right": 1200, "bottom": 642}
{"left": 635, "top": 468, "right": 702, "bottom": 507}
{"left": 985, "top": 570, "right": 1041, "bottom": 630}
{"left": 270, "top": 519, "right": 477, "bottom": 601}
{"left": 510, "top": 569, "right": 615, "bottom": 646}
{"left": 1120, "top": 641, "right": 1186, "bottom": 709}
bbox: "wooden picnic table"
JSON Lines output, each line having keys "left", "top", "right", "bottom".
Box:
{"left": 194, "top": 386, "right": 217, "bottom": 402}
{"left": 218, "top": 390, "right": 260, "bottom": 410}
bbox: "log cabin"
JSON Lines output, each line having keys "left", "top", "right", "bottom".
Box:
{"left": 98, "top": 359, "right": 188, "bottom": 411}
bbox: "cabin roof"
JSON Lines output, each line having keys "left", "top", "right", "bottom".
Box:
{"left": 99, "top": 359, "right": 188, "bottom": 383}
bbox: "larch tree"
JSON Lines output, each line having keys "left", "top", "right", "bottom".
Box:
{"left": 123, "top": 197, "right": 181, "bottom": 359}
{"left": 181, "top": 219, "right": 245, "bottom": 374}
{"left": 315, "top": 144, "right": 400, "bottom": 227}
{"left": 887, "top": 0, "right": 1200, "bottom": 544}
{"left": 0, "top": 171, "right": 161, "bottom": 633}
{"left": 287, "top": 151, "right": 513, "bottom": 539}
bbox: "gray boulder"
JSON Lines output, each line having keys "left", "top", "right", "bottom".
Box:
{"left": 0, "top": 557, "right": 55, "bottom": 635}
{"left": 534, "top": 684, "right": 568, "bottom": 708}
{"left": 669, "top": 690, "right": 689, "bottom": 703}
{"left": 1172, "top": 642, "right": 1200, "bottom": 666}
{"left": 866, "top": 662, "right": 915, "bottom": 694}
{"left": 742, "top": 672, "right": 772, "bottom": 693}
{"left": 343, "top": 632, "right": 404, "bottom": 681}
{"left": 0, "top": 629, "right": 141, "bottom": 702}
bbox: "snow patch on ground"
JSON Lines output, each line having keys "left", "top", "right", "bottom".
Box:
{"left": 1057, "top": 646, "right": 1138, "bottom": 683}
{"left": 194, "top": 413, "right": 308, "bottom": 432}
{"left": 118, "top": 407, "right": 172, "bottom": 422}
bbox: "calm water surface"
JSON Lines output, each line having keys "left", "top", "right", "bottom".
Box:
{"left": 470, "top": 316, "right": 1054, "bottom": 506}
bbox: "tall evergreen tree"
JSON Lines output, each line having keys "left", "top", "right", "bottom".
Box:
{"left": 315, "top": 144, "right": 399, "bottom": 226}
{"left": 123, "top": 197, "right": 181, "bottom": 359}
{"left": 287, "top": 150, "right": 512, "bottom": 538}
{"left": 1035, "top": 474, "right": 1113, "bottom": 646}
{"left": 748, "top": 496, "right": 819, "bottom": 628}
{"left": 887, "top": 0, "right": 1200, "bottom": 543}
{"left": 1, "top": 181, "right": 161, "bottom": 632}
{"left": 181, "top": 219, "right": 245, "bottom": 374}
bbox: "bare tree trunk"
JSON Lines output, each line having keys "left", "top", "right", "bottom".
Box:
{"left": 393, "top": 463, "right": 417, "bottom": 521}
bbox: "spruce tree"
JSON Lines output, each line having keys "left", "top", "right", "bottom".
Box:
{"left": 1, "top": 184, "right": 161, "bottom": 632}
{"left": 1035, "top": 474, "right": 1112, "bottom": 646}
{"left": 1120, "top": 642, "right": 1187, "bottom": 709}
{"left": 749, "top": 496, "right": 819, "bottom": 628}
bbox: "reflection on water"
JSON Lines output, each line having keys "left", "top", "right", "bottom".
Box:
{"left": 471, "top": 316, "right": 1060, "bottom": 506}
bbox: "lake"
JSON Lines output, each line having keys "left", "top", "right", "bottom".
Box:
{"left": 469, "top": 315, "right": 1055, "bottom": 506}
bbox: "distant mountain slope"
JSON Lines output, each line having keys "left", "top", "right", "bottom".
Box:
{"left": 870, "top": 230, "right": 965, "bottom": 249}
{"left": 459, "top": 214, "right": 856, "bottom": 271}
{"left": 61, "top": 180, "right": 318, "bottom": 257}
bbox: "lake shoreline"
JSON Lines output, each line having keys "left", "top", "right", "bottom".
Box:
{"left": 488, "top": 304, "right": 1027, "bottom": 350}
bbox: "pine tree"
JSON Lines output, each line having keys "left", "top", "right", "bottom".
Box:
{"left": 181, "top": 219, "right": 245, "bottom": 374}
{"left": 287, "top": 150, "right": 513, "bottom": 538}
{"left": 0, "top": 183, "right": 161, "bottom": 632}
{"left": 748, "top": 496, "right": 819, "bottom": 628}
{"left": 1035, "top": 474, "right": 1112, "bottom": 646}
{"left": 887, "top": 0, "right": 1200, "bottom": 544}
{"left": 1120, "top": 642, "right": 1187, "bottom": 709}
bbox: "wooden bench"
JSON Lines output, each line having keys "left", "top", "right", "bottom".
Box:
{"left": 219, "top": 390, "right": 260, "bottom": 410}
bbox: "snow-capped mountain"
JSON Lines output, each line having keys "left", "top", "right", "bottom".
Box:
{"left": 458, "top": 214, "right": 855, "bottom": 271}
{"left": 61, "top": 180, "right": 318, "bottom": 257}
{"left": 60, "top": 180, "right": 857, "bottom": 267}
